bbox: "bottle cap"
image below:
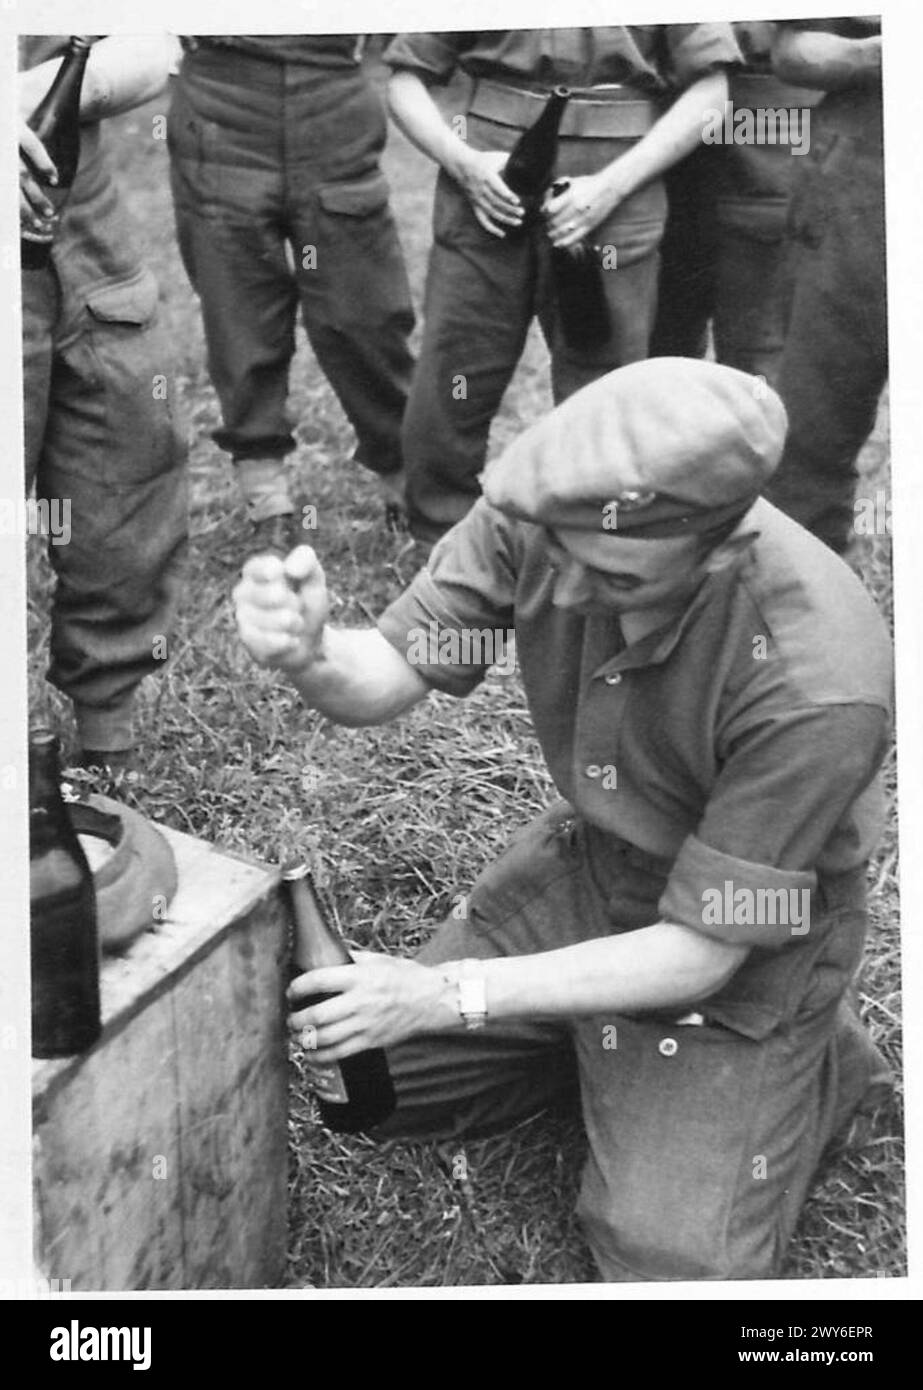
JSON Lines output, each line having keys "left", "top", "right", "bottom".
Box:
{"left": 281, "top": 859, "right": 310, "bottom": 882}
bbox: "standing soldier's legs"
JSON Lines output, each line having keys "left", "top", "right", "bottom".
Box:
{"left": 401, "top": 172, "right": 538, "bottom": 544}
{"left": 709, "top": 85, "right": 810, "bottom": 385}
{"left": 287, "top": 66, "right": 415, "bottom": 490}
{"left": 168, "top": 52, "right": 300, "bottom": 522}
{"left": 766, "top": 132, "right": 887, "bottom": 552}
{"left": 25, "top": 267, "right": 187, "bottom": 755}
{"left": 22, "top": 269, "right": 55, "bottom": 492}
{"left": 712, "top": 198, "right": 795, "bottom": 384}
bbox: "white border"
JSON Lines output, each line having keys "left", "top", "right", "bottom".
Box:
{"left": 1, "top": 0, "right": 919, "bottom": 1302}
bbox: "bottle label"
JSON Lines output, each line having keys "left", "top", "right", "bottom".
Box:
{"left": 305, "top": 1058, "right": 349, "bottom": 1105}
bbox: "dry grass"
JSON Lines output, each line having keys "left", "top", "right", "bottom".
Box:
{"left": 25, "top": 59, "right": 903, "bottom": 1287}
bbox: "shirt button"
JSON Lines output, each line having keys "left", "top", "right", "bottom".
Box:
{"left": 585, "top": 764, "right": 602, "bottom": 779}
{"left": 605, "top": 673, "right": 622, "bottom": 686}
{"left": 658, "top": 1037, "right": 678, "bottom": 1058}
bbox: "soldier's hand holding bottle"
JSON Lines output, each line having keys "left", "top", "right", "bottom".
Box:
{"left": 18, "top": 118, "right": 59, "bottom": 243}
{"left": 452, "top": 146, "right": 524, "bottom": 237}
{"left": 233, "top": 547, "right": 329, "bottom": 674}
{"left": 542, "top": 170, "right": 619, "bottom": 248}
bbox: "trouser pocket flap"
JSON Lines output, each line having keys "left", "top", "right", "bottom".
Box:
{"left": 318, "top": 171, "right": 389, "bottom": 216}
{"left": 86, "top": 270, "right": 159, "bottom": 327}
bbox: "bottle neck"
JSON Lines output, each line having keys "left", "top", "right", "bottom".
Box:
{"left": 283, "top": 868, "right": 351, "bottom": 971}
{"left": 29, "top": 739, "right": 69, "bottom": 826}
{"left": 536, "top": 92, "right": 568, "bottom": 132}
{"left": 40, "top": 37, "right": 91, "bottom": 109}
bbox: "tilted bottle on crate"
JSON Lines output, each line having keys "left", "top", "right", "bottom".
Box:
{"left": 30, "top": 728, "right": 101, "bottom": 1058}
{"left": 21, "top": 36, "right": 92, "bottom": 271}
{"left": 283, "top": 861, "right": 396, "bottom": 1134}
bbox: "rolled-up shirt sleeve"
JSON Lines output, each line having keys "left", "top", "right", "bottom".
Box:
{"left": 377, "top": 500, "right": 518, "bottom": 697}
{"left": 659, "top": 702, "right": 890, "bottom": 947}
{"left": 662, "top": 22, "right": 742, "bottom": 89}
{"left": 382, "top": 31, "right": 466, "bottom": 83}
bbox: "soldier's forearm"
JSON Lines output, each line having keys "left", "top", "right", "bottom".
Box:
{"left": 288, "top": 626, "right": 431, "bottom": 728}
{"left": 479, "top": 920, "right": 748, "bottom": 1022}
{"left": 597, "top": 68, "right": 729, "bottom": 206}
{"left": 386, "top": 69, "right": 470, "bottom": 182}
{"left": 772, "top": 31, "right": 882, "bottom": 92}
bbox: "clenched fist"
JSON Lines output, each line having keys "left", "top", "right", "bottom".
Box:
{"left": 233, "top": 545, "right": 329, "bottom": 674}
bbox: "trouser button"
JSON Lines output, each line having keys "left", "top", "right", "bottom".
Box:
{"left": 658, "top": 1037, "right": 678, "bottom": 1057}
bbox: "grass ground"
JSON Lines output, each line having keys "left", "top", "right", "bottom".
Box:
{"left": 26, "top": 60, "right": 903, "bottom": 1287}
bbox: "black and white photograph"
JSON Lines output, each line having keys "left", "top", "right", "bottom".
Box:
{"left": 2, "top": 0, "right": 919, "bottom": 1317}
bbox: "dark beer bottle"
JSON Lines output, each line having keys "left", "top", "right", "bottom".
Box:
{"left": 551, "top": 243, "right": 612, "bottom": 350}
{"left": 502, "top": 85, "right": 570, "bottom": 228}
{"left": 548, "top": 180, "right": 611, "bottom": 350}
{"left": 21, "top": 36, "right": 92, "bottom": 271}
{"left": 282, "top": 861, "right": 396, "bottom": 1134}
{"left": 30, "top": 728, "right": 101, "bottom": 1059}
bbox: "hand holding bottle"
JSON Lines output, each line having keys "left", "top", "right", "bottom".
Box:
{"left": 18, "top": 118, "right": 59, "bottom": 242}
{"left": 542, "top": 170, "right": 618, "bottom": 248}
{"left": 289, "top": 951, "right": 454, "bottom": 1060}
{"left": 233, "top": 546, "right": 329, "bottom": 674}
{"left": 451, "top": 146, "right": 524, "bottom": 237}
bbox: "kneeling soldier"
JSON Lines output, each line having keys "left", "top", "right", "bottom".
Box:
{"left": 234, "top": 358, "right": 892, "bottom": 1281}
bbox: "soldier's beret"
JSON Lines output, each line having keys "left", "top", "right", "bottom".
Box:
{"left": 482, "top": 358, "right": 788, "bottom": 536}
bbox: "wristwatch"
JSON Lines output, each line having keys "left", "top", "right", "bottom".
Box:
{"left": 452, "top": 961, "right": 488, "bottom": 1031}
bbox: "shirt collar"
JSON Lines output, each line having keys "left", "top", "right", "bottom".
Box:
{"left": 592, "top": 533, "right": 758, "bottom": 678}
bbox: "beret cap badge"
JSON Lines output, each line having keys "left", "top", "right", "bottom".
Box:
{"left": 610, "top": 489, "right": 657, "bottom": 512}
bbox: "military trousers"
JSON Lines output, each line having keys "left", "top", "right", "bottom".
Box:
{"left": 402, "top": 113, "right": 667, "bottom": 543}
{"left": 767, "top": 101, "right": 888, "bottom": 553}
{"left": 22, "top": 264, "right": 188, "bottom": 749}
{"left": 374, "top": 803, "right": 880, "bottom": 1281}
{"left": 650, "top": 144, "right": 801, "bottom": 384}
{"left": 168, "top": 46, "right": 415, "bottom": 475}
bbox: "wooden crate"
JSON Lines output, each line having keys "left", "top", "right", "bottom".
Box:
{"left": 32, "top": 825, "right": 288, "bottom": 1291}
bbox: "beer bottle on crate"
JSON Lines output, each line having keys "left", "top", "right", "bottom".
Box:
{"left": 501, "top": 85, "right": 570, "bottom": 229}
{"left": 30, "top": 728, "right": 101, "bottom": 1058}
{"left": 282, "top": 861, "right": 396, "bottom": 1133}
{"left": 21, "top": 36, "right": 93, "bottom": 271}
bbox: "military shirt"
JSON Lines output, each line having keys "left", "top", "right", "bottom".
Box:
{"left": 378, "top": 495, "right": 892, "bottom": 949}
{"left": 384, "top": 25, "right": 741, "bottom": 96}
